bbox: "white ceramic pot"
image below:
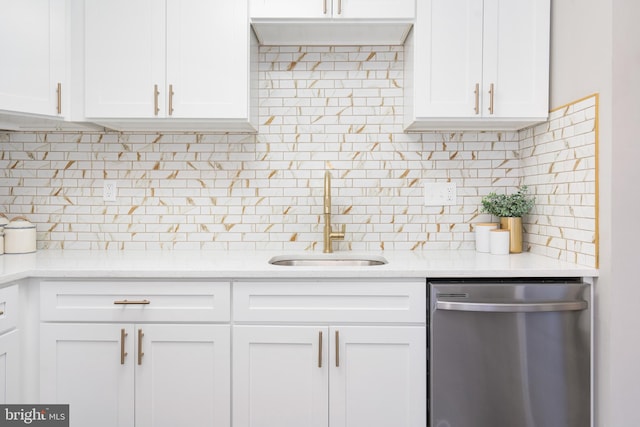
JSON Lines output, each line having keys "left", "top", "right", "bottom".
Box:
{"left": 4, "top": 216, "right": 37, "bottom": 254}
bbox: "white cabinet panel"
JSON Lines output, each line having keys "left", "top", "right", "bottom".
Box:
{"left": 233, "top": 326, "right": 328, "bottom": 427}
{"left": 0, "top": 285, "right": 18, "bottom": 335}
{"left": 40, "top": 323, "right": 135, "bottom": 427}
{"left": 135, "top": 324, "right": 230, "bottom": 427}
{"left": 39, "top": 280, "right": 231, "bottom": 323}
{"left": 0, "top": 0, "right": 66, "bottom": 117}
{"left": 482, "top": 0, "right": 550, "bottom": 118}
{"left": 233, "top": 280, "right": 426, "bottom": 323}
{"left": 250, "top": 0, "right": 328, "bottom": 19}
{"left": 166, "top": 0, "right": 248, "bottom": 119}
{"left": 251, "top": 0, "right": 414, "bottom": 19}
{"left": 329, "top": 326, "right": 427, "bottom": 427}
{"left": 84, "top": 0, "right": 164, "bottom": 118}
{"left": 0, "top": 329, "right": 20, "bottom": 404}
{"left": 337, "top": 0, "right": 415, "bottom": 19}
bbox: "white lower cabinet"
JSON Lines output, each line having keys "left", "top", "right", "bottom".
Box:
{"left": 40, "top": 323, "right": 230, "bottom": 427}
{"left": 233, "top": 325, "right": 426, "bottom": 427}
{"left": 0, "top": 284, "right": 20, "bottom": 404}
{"left": 0, "top": 329, "right": 20, "bottom": 404}
{"left": 233, "top": 280, "right": 427, "bottom": 427}
{"left": 39, "top": 280, "right": 231, "bottom": 427}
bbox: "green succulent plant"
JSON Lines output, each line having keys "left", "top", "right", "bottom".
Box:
{"left": 481, "top": 185, "right": 535, "bottom": 218}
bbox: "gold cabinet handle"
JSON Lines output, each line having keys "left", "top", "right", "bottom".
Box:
{"left": 323, "top": 0, "right": 327, "bottom": 14}
{"left": 0, "top": 310, "right": 4, "bottom": 316}
{"left": 168, "top": 84, "right": 174, "bottom": 116}
{"left": 337, "top": 0, "right": 342, "bottom": 14}
{"left": 474, "top": 83, "right": 479, "bottom": 115}
{"left": 138, "top": 328, "right": 144, "bottom": 365}
{"left": 488, "top": 83, "right": 495, "bottom": 115}
{"left": 153, "top": 84, "right": 160, "bottom": 116}
{"left": 335, "top": 330, "right": 340, "bottom": 367}
{"left": 318, "top": 331, "right": 323, "bottom": 368}
{"left": 120, "top": 328, "right": 128, "bottom": 365}
{"left": 114, "top": 299, "right": 150, "bottom": 305}
{"left": 56, "top": 83, "right": 62, "bottom": 115}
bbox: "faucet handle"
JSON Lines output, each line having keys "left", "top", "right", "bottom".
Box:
{"left": 331, "top": 224, "right": 346, "bottom": 241}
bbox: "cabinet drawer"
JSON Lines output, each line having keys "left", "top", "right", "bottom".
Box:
{"left": 40, "top": 280, "right": 230, "bottom": 322}
{"left": 0, "top": 285, "right": 19, "bottom": 335}
{"left": 233, "top": 280, "right": 426, "bottom": 323}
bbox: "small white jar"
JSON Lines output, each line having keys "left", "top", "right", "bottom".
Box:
{"left": 490, "top": 229, "right": 510, "bottom": 255}
{"left": 4, "top": 217, "right": 37, "bottom": 254}
{"left": 474, "top": 223, "right": 498, "bottom": 253}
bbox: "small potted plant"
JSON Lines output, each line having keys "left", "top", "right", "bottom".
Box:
{"left": 480, "top": 186, "right": 535, "bottom": 253}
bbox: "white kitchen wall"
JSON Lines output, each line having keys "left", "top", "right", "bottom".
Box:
{"left": 0, "top": 45, "right": 597, "bottom": 267}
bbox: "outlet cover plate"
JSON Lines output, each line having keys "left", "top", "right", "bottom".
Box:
{"left": 103, "top": 180, "right": 117, "bottom": 202}
{"left": 424, "top": 182, "right": 456, "bottom": 206}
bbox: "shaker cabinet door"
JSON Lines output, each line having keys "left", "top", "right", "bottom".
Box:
{"left": 166, "top": 0, "right": 249, "bottom": 119}
{"left": 135, "top": 324, "right": 230, "bottom": 427}
{"left": 233, "top": 326, "right": 328, "bottom": 427}
{"left": 40, "top": 323, "right": 135, "bottom": 427}
{"left": 329, "top": 326, "right": 427, "bottom": 427}
{"left": 84, "top": 0, "right": 165, "bottom": 118}
{"left": 0, "top": 0, "right": 66, "bottom": 117}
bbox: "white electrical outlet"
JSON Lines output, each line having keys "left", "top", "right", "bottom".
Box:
{"left": 103, "top": 180, "right": 117, "bottom": 202}
{"left": 424, "top": 182, "right": 456, "bottom": 206}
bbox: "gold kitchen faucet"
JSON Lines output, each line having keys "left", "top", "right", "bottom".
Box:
{"left": 323, "top": 171, "right": 345, "bottom": 253}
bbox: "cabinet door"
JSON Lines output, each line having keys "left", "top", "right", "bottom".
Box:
{"left": 40, "top": 324, "right": 135, "bottom": 427}
{"left": 250, "top": 0, "right": 328, "bottom": 19}
{"left": 0, "top": 0, "right": 65, "bottom": 117}
{"left": 166, "top": 0, "right": 248, "bottom": 119}
{"left": 0, "top": 330, "right": 20, "bottom": 404}
{"left": 415, "top": 0, "right": 483, "bottom": 118}
{"left": 135, "top": 324, "right": 230, "bottom": 427}
{"left": 337, "top": 0, "right": 415, "bottom": 19}
{"left": 482, "top": 0, "right": 550, "bottom": 118}
{"left": 233, "top": 326, "right": 328, "bottom": 427}
{"left": 84, "top": 0, "right": 165, "bottom": 118}
{"left": 329, "top": 326, "right": 427, "bottom": 427}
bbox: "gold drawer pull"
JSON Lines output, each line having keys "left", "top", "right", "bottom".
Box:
{"left": 488, "top": 83, "right": 495, "bottom": 115}
{"left": 138, "top": 328, "right": 144, "bottom": 365}
{"left": 153, "top": 84, "right": 160, "bottom": 116}
{"left": 0, "top": 310, "right": 4, "bottom": 316}
{"left": 318, "top": 331, "right": 323, "bottom": 368}
{"left": 56, "top": 82, "right": 62, "bottom": 114}
{"left": 114, "top": 299, "right": 151, "bottom": 305}
{"left": 474, "top": 83, "right": 479, "bottom": 115}
{"left": 335, "top": 330, "right": 340, "bottom": 367}
{"left": 120, "top": 328, "right": 128, "bottom": 365}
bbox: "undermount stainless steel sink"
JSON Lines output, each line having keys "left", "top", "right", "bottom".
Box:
{"left": 268, "top": 254, "right": 388, "bottom": 267}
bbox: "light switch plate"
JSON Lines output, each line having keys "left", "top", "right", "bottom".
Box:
{"left": 424, "top": 182, "right": 456, "bottom": 206}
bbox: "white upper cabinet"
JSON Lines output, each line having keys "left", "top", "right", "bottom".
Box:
{"left": 84, "top": 0, "right": 257, "bottom": 132}
{"left": 404, "top": 0, "right": 550, "bottom": 131}
{"left": 250, "top": 0, "right": 414, "bottom": 20}
{"left": 250, "top": 0, "right": 415, "bottom": 45}
{"left": 0, "top": 1, "right": 66, "bottom": 119}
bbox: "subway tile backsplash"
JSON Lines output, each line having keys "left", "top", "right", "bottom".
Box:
{"left": 0, "top": 46, "right": 597, "bottom": 267}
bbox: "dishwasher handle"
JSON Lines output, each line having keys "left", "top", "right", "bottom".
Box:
{"left": 435, "top": 299, "right": 588, "bottom": 313}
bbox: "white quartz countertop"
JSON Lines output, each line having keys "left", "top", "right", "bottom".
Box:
{"left": 0, "top": 250, "right": 598, "bottom": 285}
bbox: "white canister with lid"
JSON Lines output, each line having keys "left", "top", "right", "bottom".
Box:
{"left": 4, "top": 216, "right": 37, "bottom": 254}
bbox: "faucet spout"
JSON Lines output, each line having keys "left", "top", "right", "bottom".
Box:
{"left": 323, "top": 171, "right": 345, "bottom": 253}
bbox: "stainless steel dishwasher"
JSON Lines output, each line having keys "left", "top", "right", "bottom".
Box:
{"left": 428, "top": 278, "right": 590, "bottom": 427}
